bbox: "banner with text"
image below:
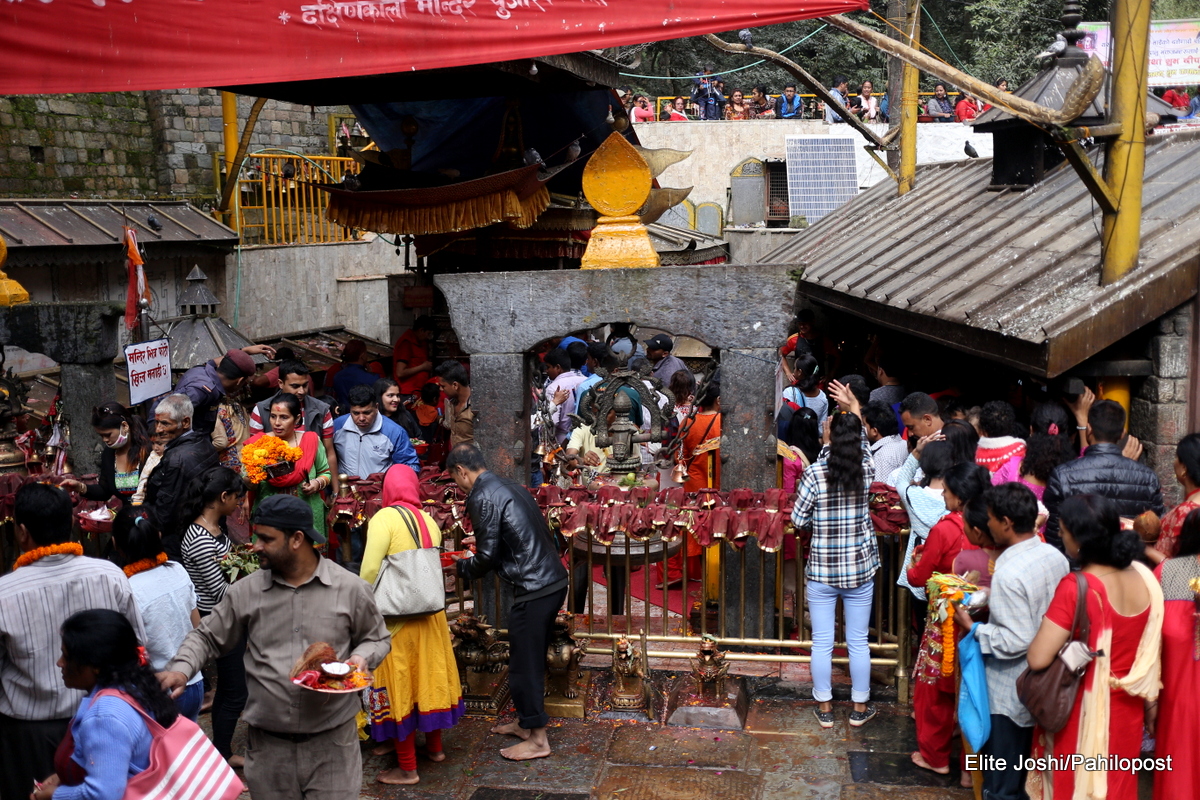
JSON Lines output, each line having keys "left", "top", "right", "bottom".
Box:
{"left": 0, "top": 0, "right": 867, "bottom": 96}
{"left": 125, "top": 339, "right": 172, "bottom": 405}
{"left": 1079, "top": 19, "right": 1200, "bottom": 87}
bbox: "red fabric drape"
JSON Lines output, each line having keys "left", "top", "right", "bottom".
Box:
{"left": 0, "top": 1, "right": 867, "bottom": 95}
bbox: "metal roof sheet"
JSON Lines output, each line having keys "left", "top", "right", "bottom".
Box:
{"left": 0, "top": 200, "right": 237, "bottom": 250}
{"left": 757, "top": 127, "right": 1200, "bottom": 377}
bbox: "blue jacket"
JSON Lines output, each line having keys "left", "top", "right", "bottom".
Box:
{"left": 332, "top": 363, "right": 377, "bottom": 411}
{"left": 332, "top": 411, "right": 419, "bottom": 478}
{"left": 164, "top": 361, "right": 225, "bottom": 435}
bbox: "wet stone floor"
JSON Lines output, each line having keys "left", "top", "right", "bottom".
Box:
{"left": 206, "top": 680, "right": 974, "bottom": 800}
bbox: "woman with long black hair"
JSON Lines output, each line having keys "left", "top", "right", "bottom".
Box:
{"left": 791, "top": 381, "right": 879, "bottom": 729}
{"left": 373, "top": 377, "right": 421, "bottom": 440}
{"left": 111, "top": 507, "right": 204, "bottom": 720}
{"left": 178, "top": 466, "right": 248, "bottom": 767}
{"left": 60, "top": 402, "right": 151, "bottom": 506}
{"left": 32, "top": 610, "right": 184, "bottom": 800}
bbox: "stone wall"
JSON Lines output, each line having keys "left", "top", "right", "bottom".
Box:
{"left": 226, "top": 235, "right": 409, "bottom": 342}
{"left": 0, "top": 91, "right": 347, "bottom": 200}
{"left": 632, "top": 119, "right": 994, "bottom": 210}
{"left": 1131, "top": 300, "right": 1194, "bottom": 506}
{"left": 0, "top": 94, "right": 157, "bottom": 197}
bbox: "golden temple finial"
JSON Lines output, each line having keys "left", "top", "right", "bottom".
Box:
{"left": 580, "top": 132, "right": 659, "bottom": 269}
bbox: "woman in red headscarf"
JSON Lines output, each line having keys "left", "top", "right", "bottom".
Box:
{"left": 359, "top": 464, "right": 464, "bottom": 786}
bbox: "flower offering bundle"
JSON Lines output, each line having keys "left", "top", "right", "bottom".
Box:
{"left": 218, "top": 545, "right": 261, "bottom": 582}
{"left": 927, "top": 572, "right": 978, "bottom": 676}
{"left": 242, "top": 435, "right": 303, "bottom": 483}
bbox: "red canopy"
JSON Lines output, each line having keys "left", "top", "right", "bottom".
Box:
{"left": 1, "top": 0, "right": 866, "bottom": 96}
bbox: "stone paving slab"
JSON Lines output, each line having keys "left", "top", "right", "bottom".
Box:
{"left": 844, "top": 708, "right": 917, "bottom": 753}
{"left": 607, "top": 723, "right": 751, "bottom": 769}
{"left": 749, "top": 733, "right": 852, "bottom": 780}
{"left": 468, "top": 790, "right": 588, "bottom": 800}
{"left": 848, "top": 751, "right": 962, "bottom": 788}
{"left": 839, "top": 784, "right": 974, "bottom": 800}
{"left": 593, "top": 765, "right": 762, "bottom": 800}
{"left": 745, "top": 699, "right": 849, "bottom": 739}
{"left": 461, "top": 719, "right": 613, "bottom": 793}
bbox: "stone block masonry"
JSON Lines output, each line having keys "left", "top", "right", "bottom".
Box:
{"left": 1131, "top": 301, "right": 1193, "bottom": 507}
{"left": 0, "top": 90, "right": 347, "bottom": 200}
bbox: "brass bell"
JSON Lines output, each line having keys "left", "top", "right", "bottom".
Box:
{"left": 534, "top": 441, "right": 548, "bottom": 457}
{"left": 670, "top": 461, "right": 687, "bottom": 485}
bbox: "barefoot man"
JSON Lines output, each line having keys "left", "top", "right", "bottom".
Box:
{"left": 448, "top": 443, "right": 568, "bottom": 760}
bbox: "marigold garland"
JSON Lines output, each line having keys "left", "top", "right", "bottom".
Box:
{"left": 927, "top": 573, "right": 976, "bottom": 677}
{"left": 123, "top": 551, "right": 168, "bottom": 578}
{"left": 242, "top": 435, "right": 304, "bottom": 483}
{"left": 13, "top": 542, "right": 83, "bottom": 570}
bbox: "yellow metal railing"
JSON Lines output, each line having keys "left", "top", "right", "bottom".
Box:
{"left": 215, "top": 151, "right": 363, "bottom": 246}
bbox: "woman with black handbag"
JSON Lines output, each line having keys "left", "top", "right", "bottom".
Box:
{"left": 1024, "top": 495, "right": 1163, "bottom": 800}
{"left": 360, "top": 464, "right": 464, "bottom": 786}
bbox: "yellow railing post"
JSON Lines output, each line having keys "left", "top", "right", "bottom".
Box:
{"left": 221, "top": 93, "right": 241, "bottom": 235}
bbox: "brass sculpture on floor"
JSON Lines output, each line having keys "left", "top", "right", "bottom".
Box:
{"left": 449, "top": 613, "right": 510, "bottom": 715}
{"left": 665, "top": 635, "right": 749, "bottom": 730}
{"left": 543, "top": 612, "right": 589, "bottom": 718}
{"left": 610, "top": 633, "right": 651, "bottom": 713}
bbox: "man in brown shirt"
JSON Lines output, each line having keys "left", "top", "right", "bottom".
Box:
{"left": 436, "top": 360, "right": 475, "bottom": 447}
{"left": 160, "top": 495, "right": 389, "bottom": 800}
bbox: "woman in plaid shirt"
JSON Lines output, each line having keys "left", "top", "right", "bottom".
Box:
{"left": 791, "top": 381, "right": 880, "bottom": 728}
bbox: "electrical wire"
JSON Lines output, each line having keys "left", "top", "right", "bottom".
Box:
{"left": 921, "top": 6, "right": 968, "bottom": 69}
{"left": 617, "top": 25, "right": 828, "bottom": 80}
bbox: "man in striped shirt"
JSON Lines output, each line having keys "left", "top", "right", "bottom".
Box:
{"left": 0, "top": 484, "right": 144, "bottom": 800}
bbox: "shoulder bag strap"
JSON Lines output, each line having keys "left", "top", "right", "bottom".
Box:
{"left": 395, "top": 506, "right": 434, "bottom": 550}
{"left": 1075, "top": 572, "right": 1092, "bottom": 643}
{"left": 93, "top": 687, "right": 166, "bottom": 736}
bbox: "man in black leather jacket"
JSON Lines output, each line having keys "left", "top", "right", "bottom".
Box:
{"left": 450, "top": 443, "right": 567, "bottom": 762}
{"left": 1043, "top": 399, "right": 1164, "bottom": 550}
{"left": 144, "top": 393, "right": 219, "bottom": 560}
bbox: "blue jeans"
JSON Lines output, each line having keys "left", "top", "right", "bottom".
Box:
{"left": 807, "top": 579, "right": 874, "bottom": 703}
{"left": 175, "top": 680, "right": 205, "bottom": 722}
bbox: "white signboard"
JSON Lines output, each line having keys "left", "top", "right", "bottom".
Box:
{"left": 1080, "top": 19, "right": 1200, "bottom": 87}
{"left": 125, "top": 339, "right": 172, "bottom": 405}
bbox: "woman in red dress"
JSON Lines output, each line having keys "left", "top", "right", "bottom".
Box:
{"left": 1026, "top": 495, "right": 1163, "bottom": 800}
{"left": 1153, "top": 508, "right": 1200, "bottom": 799}
{"left": 908, "top": 463, "right": 991, "bottom": 777}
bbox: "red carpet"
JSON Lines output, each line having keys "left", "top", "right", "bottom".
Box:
{"left": 589, "top": 565, "right": 702, "bottom": 616}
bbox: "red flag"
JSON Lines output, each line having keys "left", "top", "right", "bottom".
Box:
{"left": 124, "top": 227, "right": 149, "bottom": 330}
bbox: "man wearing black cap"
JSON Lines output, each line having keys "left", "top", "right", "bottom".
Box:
{"left": 644, "top": 334, "right": 689, "bottom": 385}
{"left": 161, "top": 494, "right": 389, "bottom": 800}
{"left": 167, "top": 345, "right": 274, "bottom": 436}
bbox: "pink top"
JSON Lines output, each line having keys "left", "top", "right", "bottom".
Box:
{"left": 991, "top": 457, "right": 1046, "bottom": 501}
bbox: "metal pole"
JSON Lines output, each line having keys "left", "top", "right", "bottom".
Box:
{"left": 1100, "top": 0, "right": 1151, "bottom": 284}
{"left": 898, "top": 0, "right": 921, "bottom": 195}
{"left": 221, "top": 93, "right": 240, "bottom": 233}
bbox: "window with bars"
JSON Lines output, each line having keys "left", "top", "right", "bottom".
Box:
{"left": 765, "top": 160, "right": 790, "bottom": 224}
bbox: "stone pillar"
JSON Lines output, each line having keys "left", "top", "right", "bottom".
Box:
{"left": 720, "top": 347, "right": 778, "bottom": 492}
{"left": 59, "top": 364, "right": 118, "bottom": 474}
{"left": 0, "top": 302, "right": 122, "bottom": 475}
{"left": 1132, "top": 302, "right": 1192, "bottom": 506}
{"left": 469, "top": 352, "right": 529, "bottom": 484}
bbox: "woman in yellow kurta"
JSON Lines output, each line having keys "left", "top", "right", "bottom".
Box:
{"left": 360, "top": 464, "right": 464, "bottom": 786}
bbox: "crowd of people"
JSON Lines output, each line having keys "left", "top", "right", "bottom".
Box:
{"left": 775, "top": 311, "right": 1196, "bottom": 800}
{"left": 0, "top": 320, "right": 513, "bottom": 800}
{"left": 3, "top": 309, "right": 1200, "bottom": 800}
{"left": 626, "top": 72, "right": 1010, "bottom": 125}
